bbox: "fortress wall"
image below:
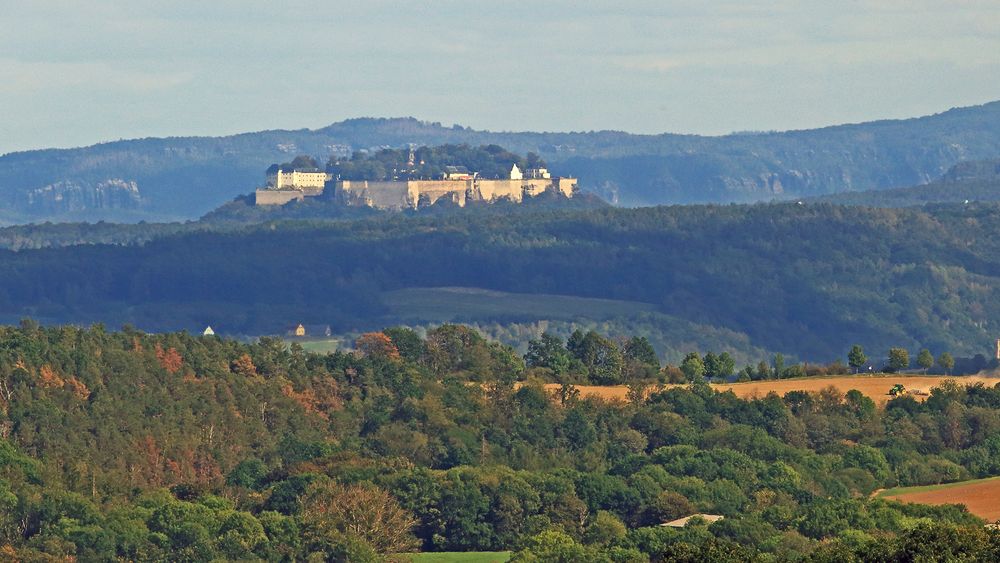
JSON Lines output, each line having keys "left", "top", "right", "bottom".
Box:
{"left": 334, "top": 180, "right": 363, "bottom": 203}
{"left": 331, "top": 176, "right": 576, "bottom": 209}
{"left": 521, "top": 179, "right": 551, "bottom": 197}
{"left": 336, "top": 181, "right": 412, "bottom": 209}
{"left": 362, "top": 182, "right": 414, "bottom": 209}
{"left": 410, "top": 180, "right": 469, "bottom": 207}
{"left": 255, "top": 189, "right": 304, "bottom": 205}
{"left": 553, "top": 177, "right": 577, "bottom": 196}
{"left": 477, "top": 180, "right": 524, "bottom": 202}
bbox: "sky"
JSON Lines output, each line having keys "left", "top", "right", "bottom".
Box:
{"left": 2, "top": 1, "right": 1000, "bottom": 154}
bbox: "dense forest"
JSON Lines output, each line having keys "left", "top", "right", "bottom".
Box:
{"left": 3, "top": 101, "right": 1000, "bottom": 223}
{"left": 1, "top": 323, "right": 999, "bottom": 560}
{"left": 327, "top": 144, "right": 547, "bottom": 181}
{"left": 1, "top": 203, "right": 1000, "bottom": 361}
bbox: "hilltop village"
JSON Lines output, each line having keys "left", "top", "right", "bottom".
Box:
{"left": 254, "top": 145, "right": 577, "bottom": 209}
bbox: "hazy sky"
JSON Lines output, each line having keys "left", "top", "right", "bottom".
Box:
{"left": 3, "top": 1, "right": 1000, "bottom": 153}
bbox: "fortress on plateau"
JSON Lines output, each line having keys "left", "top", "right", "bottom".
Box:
{"left": 255, "top": 155, "right": 577, "bottom": 210}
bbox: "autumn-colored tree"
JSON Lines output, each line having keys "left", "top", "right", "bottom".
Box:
{"left": 299, "top": 479, "right": 418, "bottom": 554}
{"left": 155, "top": 344, "right": 184, "bottom": 374}
{"left": 37, "top": 365, "right": 64, "bottom": 389}
{"left": 355, "top": 332, "right": 401, "bottom": 361}
{"left": 63, "top": 376, "right": 90, "bottom": 400}
{"left": 231, "top": 354, "right": 258, "bottom": 378}
{"left": 281, "top": 377, "right": 341, "bottom": 420}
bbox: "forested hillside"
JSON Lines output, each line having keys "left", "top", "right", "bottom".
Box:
{"left": 2, "top": 101, "right": 1000, "bottom": 223}
{"left": 1, "top": 323, "right": 1000, "bottom": 560}
{"left": 810, "top": 158, "right": 1000, "bottom": 208}
{"left": 1, "top": 203, "right": 1000, "bottom": 361}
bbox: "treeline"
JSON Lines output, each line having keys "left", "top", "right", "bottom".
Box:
{"left": 523, "top": 333, "right": 980, "bottom": 386}
{"left": 327, "top": 144, "right": 546, "bottom": 181}
{"left": 2, "top": 323, "right": 1000, "bottom": 559}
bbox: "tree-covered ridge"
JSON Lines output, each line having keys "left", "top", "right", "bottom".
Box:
{"left": 327, "top": 144, "right": 547, "bottom": 181}
{"left": 2, "top": 203, "right": 1000, "bottom": 359}
{"left": 2, "top": 323, "right": 1000, "bottom": 560}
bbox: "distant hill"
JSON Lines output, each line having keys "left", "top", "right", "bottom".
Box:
{"left": 3, "top": 101, "right": 1000, "bottom": 223}
{"left": 809, "top": 158, "right": 1000, "bottom": 207}
{"left": 3, "top": 202, "right": 1000, "bottom": 361}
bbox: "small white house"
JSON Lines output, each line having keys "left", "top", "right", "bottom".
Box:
{"left": 202, "top": 326, "right": 215, "bottom": 336}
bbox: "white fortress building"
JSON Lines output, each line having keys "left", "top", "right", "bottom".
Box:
{"left": 255, "top": 162, "right": 576, "bottom": 209}
{"left": 255, "top": 168, "right": 332, "bottom": 205}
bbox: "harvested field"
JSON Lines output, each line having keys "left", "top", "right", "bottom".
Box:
{"left": 880, "top": 477, "right": 1000, "bottom": 522}
{"left": 541, "top": 375, "right": 1000, "bottom": 405}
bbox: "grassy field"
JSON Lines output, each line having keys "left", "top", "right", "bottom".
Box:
{"left": 541, "top": 375, "right": 1000, "bottom": 405}
{"left": 297, "top": 339, "right": 343, "bottom": 354}
{"left": 879, "top": 477, "right": 1000, "bottom": 521}
{"left": 382, "top": 286, "right": 656, "bottom": 323}
{"left": 399, "top": 552, "right": 511, "bottom": 563}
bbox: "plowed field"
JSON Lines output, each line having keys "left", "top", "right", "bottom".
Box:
{"left": 881, "top": 477, "right": 1000, "bottom": 522}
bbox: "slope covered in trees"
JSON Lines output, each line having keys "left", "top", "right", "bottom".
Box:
{"left": 810, "top": 158, "right": 1000, "bottom": 208}
{"left": 2, "top": 101, "right": 1000, "bottom": 222}
{"left": 1, "top": 203, "right": 1000, "bottom": 360}
{"left": 1, "top": 323, "right": 1000, "bottom": 560}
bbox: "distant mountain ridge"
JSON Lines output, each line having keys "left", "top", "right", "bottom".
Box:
{"left": 2, "top": 101, "right": 1000, "bottom": 223}
{"left": 808, "top": 158, "right": 1000, "bottom": 207}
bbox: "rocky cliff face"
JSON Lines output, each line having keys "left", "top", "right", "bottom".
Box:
{"left": 940, "top": 159, "right": 1000, "bottom": 183}
{"left": 23, "top": 178, "right": 141, "bottom": 215}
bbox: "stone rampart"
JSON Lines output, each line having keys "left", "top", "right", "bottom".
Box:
{"left": 255, "top": 189, "right": 304, "bottom": 206}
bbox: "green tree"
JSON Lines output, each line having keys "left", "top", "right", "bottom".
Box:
{"left": 848, "top": 345, "right": 867, "bottom": 373}
{"left": 938, "top": 352, "right": 955, "bottom": 375}
{"left": 561, "top": 408, "right": 597, "bottom": 450}
{"left": 646, "top": 491, "right": 695, "bottom": 525}
{"left": 888, "top": 348, "right": 910, "bottom": 372}
{"left": 383, "top": 327, "right": 425, "bottom": 362}
{"left": 571, "top": 331, "right": 624, "bottom": 385}
{"left": 680, "top": 353, "right": 706, "bottom": 383}
{"left": 623, "top": 336, "right": 659, "bottom": 367}
{"left": 917, "top": 349, "right": 934, "bottom": 373}
{"left": 773, "top": 353, "right": 785, "bottom": 379}
{"left": 582, "top": 511, "right": 627, "bottom": 546}
{"left": 703, "top": 352, "right": 720, "bottom": 379}
{"left": 525, "top": 333, "right": 571, "bottom": 376}
{"left": 510, "top": 530, "right": 594, "bottom": 563}
{"left": 718, "top": 352, "right": 735, "bottom": 379}
{"left": 755, "top": 360, "right": 771, "bottom": 380}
